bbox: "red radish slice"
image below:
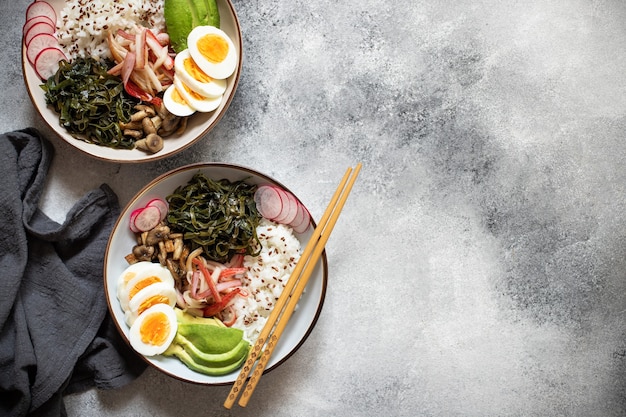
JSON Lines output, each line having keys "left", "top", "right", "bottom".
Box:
{"left": 254, "top": 185, "right": 285, "bottom": 220}
{"left": 23, "top": 15, "right": 55, "bottom": 37}
{"left": 26, "top": 1, "right": 56, "bottom": 23}
{"left": 129, "top": 207, "right": 145, "bottom": 233}
{"left": 34, "top": 47, "right": 66, "bottom": 80}
{"left": 133, "top": 206, "right": 161, "bottom": 232}
{"left": 270, "top": 186, "right": 289, "bottom": 223}
{"left": 288, "top": 201, "right": 307, "bottom": 229}
{"left": 268, "top": 187, "right": 292, "bottom": 222}
{"left": 274, "top": 188, "right": 299, "bottom": 224}
{"left": 146, "top": 198, "right": 168, "bottom": 221}
{"left": 26, "top": 33, "right": 59, "bottom": 64}
{"left": 24, "top": 21, "right": 55, "bottom": 46}
{"left": 292, "top": 205, "right": 311, "bottom": 234}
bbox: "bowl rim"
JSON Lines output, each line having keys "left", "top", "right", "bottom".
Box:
{"left": 103, "top": 162, "right": 329, "bottom": 385}
{"left": 21, "top": 0, "right": 243, "bottom": 164}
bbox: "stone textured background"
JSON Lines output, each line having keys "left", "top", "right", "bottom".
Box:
{"left": 3, "top": 0, "right": 626, "bottom": 415}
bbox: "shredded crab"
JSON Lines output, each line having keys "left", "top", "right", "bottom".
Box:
{"left": 107, "top": 25, "right": 174, "bottom": 103}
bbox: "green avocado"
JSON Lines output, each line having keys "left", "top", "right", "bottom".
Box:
{"left": 174, "top": 308, "right": 224, "bottom": 326}
{"left": 165, "top": 343, "right": 248, "bottom": 376}
{"left": 165, "top": 309, "right": 250, "bottom": 376}
{"left": 177, "top": 323, "right": 244, "bottom": 354}
{"left": 173, "top": 333, "right": 250, "bottom": 367}
{"left": 164, "top": 0, "right": 221, "bottom": 52}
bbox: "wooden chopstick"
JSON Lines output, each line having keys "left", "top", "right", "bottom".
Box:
{"left": 223, "top": 163, "right": 362, "bottom": 409}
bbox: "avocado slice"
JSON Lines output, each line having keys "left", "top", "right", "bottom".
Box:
{"left": 165, "top": 309, "right": 250, "bottom": 376}
{"left": 173, "top": 333, "right": 250, "bottom": 367}
{"left": 174, "top": 308, "right": 224, "bottom": 327}
{"left": 165, "top": 343, "right": 248, "bottom": 375}
{"left": 177, "top": 323, "right": 244, "bottom": 353}
{"left": 164, "top": 0, "right": 221, "bottom": 52}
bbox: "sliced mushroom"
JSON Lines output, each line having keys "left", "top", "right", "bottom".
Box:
{"left": 155, "top": 100, "right": 170, "bottom": 119}
{"left": 123, "top": 129, "right": 143, "bottom": 139}
{"left": 164, "top": 238, "right": 175, "bottom": 253}
{"left": 158, "top": 241, "right": 168, "bottom": 265}
{"left": 142, "top": 116, "right": 157, "bottom": 135}
{"left": 145, "top": 133, "right": 164, "bottom": 153}
{"left": 174, "top": 116, "right": 188, "bottom": 136}
{"left": 151, "top": 115, "right": 163, "bottom": 132}
{"left": 124, "top": 252, "right": 139, "bottom": 265}
{"left": 132, "top": 244, "right": 155, "bottom": 262}
{"left": 172, "top": 236, "right": 184, "bottom": 260}
{"left": 130, "top": 110, "right": 149, "bottom": 122}
{"left": 165, "top": 258, "right": 185, "bottom": 291}
{"left": 120, "top": 120, "right": 143, "bottom": 130}
{"left": 135, "top": 133, "right": 164, "bottom": 153}
{"left": 145, "top": 225, "right": 170, "bottom": 246}
{"left": 134, "top": 104, "right": 156, "bottom": 117}
{"left": 140, "top": 231, "right": 149, "bottom": 246}
{"left": 178, "top": 245, "right": 190, "bottom": 271}
{"left": 160, "top": 115, "right": 180, "bottom": 136}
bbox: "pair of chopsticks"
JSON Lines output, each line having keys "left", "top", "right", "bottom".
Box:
{"left": 223, "top": 163, "right": 362, "bottom": 409}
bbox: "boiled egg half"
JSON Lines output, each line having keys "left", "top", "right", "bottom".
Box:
{"left": 187, "top": 26, "right": 238, "bottom": 80}
{"left": 128, "top": 303, "right": 178, "bottom": 356}
{"left": 162, "top": 83, "right": 196, "bottom": 117}
{"left": 117, "top": 261, "right": 175, "bottom": 312}
{"left": 173, "top": 75, "right": 222, "bottom": 113}
{"left": 124, "top": 281, "right": 177, "bottom": 326}
{"left": 174, "top": 49, "right": 227, "bottom": 98}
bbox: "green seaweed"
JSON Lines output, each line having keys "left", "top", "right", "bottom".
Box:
{"left": 165, "top": 174, "right": 262, "bottom": 262}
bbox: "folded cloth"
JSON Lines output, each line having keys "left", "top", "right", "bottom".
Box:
{"left": 0, "top": 129, "right": 146, "bottom": 417}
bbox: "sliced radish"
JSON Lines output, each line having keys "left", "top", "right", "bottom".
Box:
{"left": 34, "top": 47, "right": 66, "bottom": 80}
{"left": 254, "top": 185, "right": 285, "bottom": 220}
{"left": 288, "top": 201, "right": 307, "bottom": 229}
{"left": 133, "top": 205, "right": 161, "bottom": 232}
{"left": 146, "top": 198, "right": 168, "bottom": 222}
{"left": 24, "top": 22, "right": 56, "bottom": 47}
{"left": 26, "top": 33, "right": 59, "bottom": 64}
{"left": 291, "top": 205, "right": 311, "bottom": 234}
{"left": 23, "top": 15, "right": 55, "bottom": 37}
{"left": 26, "top": 1, "right": 56, "bottom": 23}
{"left": 273, "top": 188, "right": 299, "bottom": 224}
{"left": 24, "top": 21, "right": 55, "bottom": 46}
{"left": 129, "top": 207, "right": 145, "bottom": 233}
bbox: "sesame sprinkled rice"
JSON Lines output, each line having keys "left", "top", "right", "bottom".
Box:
{"left": 232, "top": 219, "right": 302, "bottom": 343}
{"left": 55, "top": 0, "right": 165, "bottom": 61}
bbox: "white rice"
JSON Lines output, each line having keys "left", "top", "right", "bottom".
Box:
{"left": 232, "top": 219, "right": 302, "bottom": 343}
{"left": 55, "top": 0, "right": 166, "bottom": 61}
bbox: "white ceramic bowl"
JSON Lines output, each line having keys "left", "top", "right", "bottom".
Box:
{"left": 104, "top": 163, "right": 328, "bottom": 385}
{"left": 22, "top": 0, "right": 242, "bottom": 163}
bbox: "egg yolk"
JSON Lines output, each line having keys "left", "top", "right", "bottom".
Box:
{"left": 183, "top": 57, "right": 212, "bottom": 83}
{"left": 138, "top": 296, "right": 171, "bottom": 315}
{"left": 183, "top": 82, "right": 206, "bottom": 101}
{"left": 139, "top": 311, "right": 171, "bottom": 346}
{"left": 128, "top": 276, "right": 162, "bottom": 300}
{"left": 197, "top": 34, "right": 229, "bottom": 64}
{"left": 172, "top": 87, "right": 188, "bottom": 105}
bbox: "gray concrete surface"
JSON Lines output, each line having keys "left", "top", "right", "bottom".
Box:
{"left": 3, "top": 0, "right": 626, "bottom": 415}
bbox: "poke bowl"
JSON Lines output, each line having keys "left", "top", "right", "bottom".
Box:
{"left": 21, "top": 0, "right": 242, "bottom": 163}
{"left": 104, "top": 163, "right": 328, "bottom": 385}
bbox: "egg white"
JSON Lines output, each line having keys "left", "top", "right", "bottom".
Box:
{"left": 174, "top": 49, "right": 227, "bottom": 98}
{"left": 162, "top": 83, "right": 196, "bottom": 117}
{"left": 125, "top": 281, "right": 177, "bottom": 326}
{"left": 118, "top": 262, "right": 175, "bottom": 312}
{"left": 187, "top": 25, "right": 238, "bottom": 80}
{"left": 174, "top": 75, "right": 222, "bottom": 113}
{"left": 117, "top": 261, "right": 154, "bottom": 301}
{"left": 128, "top": 303, "right": 178, "bottom": 356}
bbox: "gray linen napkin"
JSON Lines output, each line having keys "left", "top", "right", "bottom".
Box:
{"left": 0, "top": 129, "right": 146, "bottom": 417}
